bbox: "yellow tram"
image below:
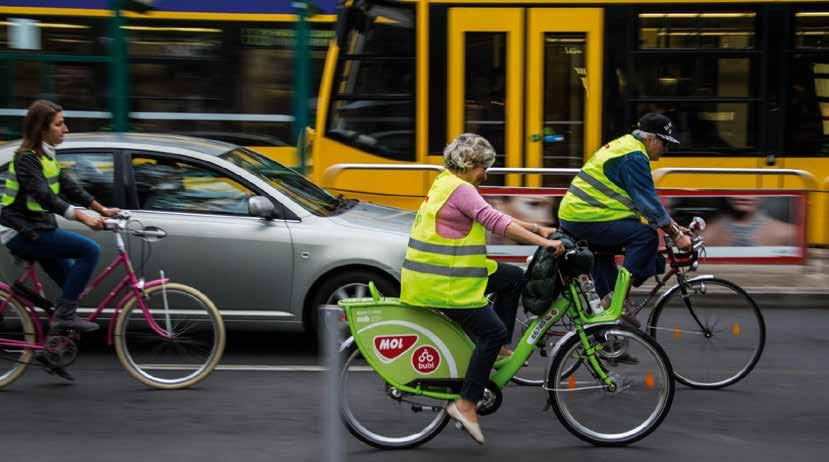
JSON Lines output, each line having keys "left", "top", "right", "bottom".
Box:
{"left": 310, "top": 0, "right": 829, "bottom": 245}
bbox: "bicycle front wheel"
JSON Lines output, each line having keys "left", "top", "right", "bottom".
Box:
{"left": 547, "top": 325, "right": 674, "bottom": 447}
{"left": 0, "top": 290, "right": 35, "bottom": 388}
{"left": 339, "top": 346, "right": 450, "bottom": 450}
{"left": 647, "top": 277, "right": 765, "bottom": 389}
{"left": 114, "top": 283, "right": 225, "bottom": 389}
{"left": 510, "top": 311, "right": 548, "bottom": 386}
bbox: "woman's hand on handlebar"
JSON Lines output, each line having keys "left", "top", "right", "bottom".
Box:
{"left": 536, "top": 225, "right": 557, "bottom": 238}
{"left": 76, "top": 210, "right": 105, "bottom": 231}
{"left": 543, "top": 239, "right": 565, "bottom": 257}
{"left": 99, "top": 207, "right": 121, "bottom": 218}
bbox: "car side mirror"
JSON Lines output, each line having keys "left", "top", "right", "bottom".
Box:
{"left": 249, "top": 196, "right": 278, "bottom": 219}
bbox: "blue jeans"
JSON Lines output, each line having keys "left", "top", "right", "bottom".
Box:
{"left": 6, "top": 229, "right": 100, "bottom": 302}
{"left": 560, "top": 218, "right": 660, "bottom": 298}
{"left": 441, "top": 262, "right": 523, "bottom": 402}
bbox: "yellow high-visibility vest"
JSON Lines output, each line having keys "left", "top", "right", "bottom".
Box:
{"left": 400, "top": 171, "right": 498, "bottom": 309}
{"left": 559, "top": 134, "right": 646, "bottom": 222}
{"left": 1, "top": 150, "right": 61, "bottom": 212}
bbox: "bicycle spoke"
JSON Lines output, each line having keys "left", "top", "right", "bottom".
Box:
{"left": 650, "top": 278, "right": 765, "bottom": 389}
{"left": 115, "top": 284, "right": 224, "bottom": 389}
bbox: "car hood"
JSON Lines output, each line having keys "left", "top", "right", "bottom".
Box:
{"left": 330, "top": 202, "right": 414, "bottom": 236}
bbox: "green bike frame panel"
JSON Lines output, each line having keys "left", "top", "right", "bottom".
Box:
{"left": 340, "top": 297, "right": 474, "bottom": 385}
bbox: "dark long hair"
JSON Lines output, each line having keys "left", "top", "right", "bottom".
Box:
{"left": 15, "top": 99, "right": 63, "bottom": 160}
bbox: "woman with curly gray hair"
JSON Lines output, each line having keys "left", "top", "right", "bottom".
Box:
{"left": 400, "top": 133, "right": 563, "bottom": 445}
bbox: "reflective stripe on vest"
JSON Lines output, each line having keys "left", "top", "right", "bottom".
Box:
{"left": 1, "top": 151, "right": 61, "bottom": 212}
{"left": 558, "top": 134, "right": 646, "bottom": 222}
{"left": 400, "top": 170, "right": 498, "bottom": 309}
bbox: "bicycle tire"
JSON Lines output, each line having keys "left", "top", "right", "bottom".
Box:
{"left": 339, "top": 346, "right": 450, "bottom": 450}
{"left": 547, "top": 324, "right": 675, "bottom": 447}
{"left": 0, "top": 290, "right": 35, "bottom": 388}
{"left": 114, "top": 283, "right": 225, "bottom": 390}
{"left": 647, "top": 276, "right": 765, "bottom": 389}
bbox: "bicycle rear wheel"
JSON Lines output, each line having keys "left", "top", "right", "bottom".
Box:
{"left": 547, "top": 325, "right": 674, "bottom": 446}
{"left": 339, "top": 346, "right": 450, "bottom": 450}
{"left": 114, "top": 283, "right": 225, "bottom": 389}
{"left": 0, "top": 291, "right": 35, "bottom": 388}
{"left": 647, "top": 276, "right": 765, "bottom": 389}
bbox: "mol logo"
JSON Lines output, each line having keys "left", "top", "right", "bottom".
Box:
{"left": 373, "top": 334, "right": 418, "bottom": 362}
{"left": 411, "top": 345, "right": 441, "bottom": 375}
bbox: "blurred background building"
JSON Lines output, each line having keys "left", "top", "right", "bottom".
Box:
{"left": 0, "top": 0, "right": 339, "bottom": 164}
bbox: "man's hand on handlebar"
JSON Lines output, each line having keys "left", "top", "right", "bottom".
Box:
{"left": 674, "top": 233, "right": 693, "bottom": 251}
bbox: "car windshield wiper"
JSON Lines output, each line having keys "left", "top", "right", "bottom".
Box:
{"left": 326, "top": 194, "right": 359, "bottom": 212}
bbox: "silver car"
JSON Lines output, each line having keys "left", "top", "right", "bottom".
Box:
{"left": 0, "top": 133, "right": 411, "bottom": 332}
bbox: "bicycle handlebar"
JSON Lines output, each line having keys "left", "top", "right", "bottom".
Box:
{"left": 102, "top": 211, "right": 167, "bottom": 240}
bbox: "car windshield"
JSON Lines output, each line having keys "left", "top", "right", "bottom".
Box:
{"left": 218, "top": 148, "right": 351, "bottom": 216}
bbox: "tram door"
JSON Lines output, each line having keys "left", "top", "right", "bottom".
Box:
{"left": 447, "top": 8, "right": 603, "bottom": 187}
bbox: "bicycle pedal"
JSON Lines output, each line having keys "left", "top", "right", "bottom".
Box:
{"left": 454, "top": 421, "right": 463, "bottom": 431}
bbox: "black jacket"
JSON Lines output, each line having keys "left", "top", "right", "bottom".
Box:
{"left": 0, "top": 150, "right": 95, "bottom": 239}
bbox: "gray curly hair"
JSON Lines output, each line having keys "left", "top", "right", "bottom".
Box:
{"left": 443, "top": 133, "right": 496, "bottom": 172}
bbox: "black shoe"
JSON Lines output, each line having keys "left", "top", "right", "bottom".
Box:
{"left": 620, "top": 311, "right": 641, "bottom": 329}
{"left": 35, "top": 353, "right": 75, "bottom": 382}
{"left": 614, "top": 352, "right": 640, "bottom": 365}
{"left": 51, "top": 300, "right": 99, "bottom": 334}
{"left": 619, "top": 298, "right": 642, "bottom": 328}
{"left": 599, "top": 352, "right": 640, "bottom": 367}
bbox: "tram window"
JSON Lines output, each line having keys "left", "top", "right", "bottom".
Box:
{"left": 1, "top": 16, "right": 107, "bottom": 55}
{"left": 465, "top": 33, "right": 507, "bottom": 168}
{"left": 326, "top": 6, "right": 416, "bottom": 161}
{"left": 127, "top": 23, "right": 223, "bottom": 58}
{"left": 787, "top": 58, "right": 829, "bottom": 156}
{"left": 634, "top": 56, "right": 753, "bottom": 98}
{"left": 786, "top": 11, "right": 829, "bottom": 156}
{"left": 634, "top": 102, "right": 756, "bottom": 153}
{"left": 639, "top": 12, "right": 755, "bottom": 49}
{"left": 795, "top": 11, "right": 829, "bottom": 49}
{"left": 127, "top": 21, "right": 330, "bottom": 146}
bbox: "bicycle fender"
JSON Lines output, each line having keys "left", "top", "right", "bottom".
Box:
{"left": 341, "top": 297, "right": 475, "bottom": 385}
{"left": 106, "top": 278, "right": 171, "bottom": 346}
{"left": 339, "top": 336, "right": 355, "bottom": 353}
{"left": 646, "top": 274, "right": 715, "bottom": 329}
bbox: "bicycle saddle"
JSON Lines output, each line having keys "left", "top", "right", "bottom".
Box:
{"left": 585, "top": 243, "right": 626, "bottom": 256}
{"left": 556, "top": 229, "right": 625, "bottom": 255}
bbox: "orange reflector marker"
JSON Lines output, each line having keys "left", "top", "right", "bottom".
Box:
{"left": 732, "top": 323, "right": 741, "bottom": 337}
{"left": 674, "top": 328, "right": 681, "bottom": 341}
{"left": 568, "top": 374, "right": 577, "bottom": 390}
{"left": 645, "top": 372, "right": 655, "bottom": 390}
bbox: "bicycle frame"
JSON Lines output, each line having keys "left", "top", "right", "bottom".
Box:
{"left": 0, "top": 233, "right": 171, "bottom": 350}
{"left": 628, "top": 241, "right": 704, "bottom": 320}
{"left": 348, "top": 267, "right": 632, "bottom": 402}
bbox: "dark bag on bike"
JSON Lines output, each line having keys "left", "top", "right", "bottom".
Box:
{"left": 521, "top": 231, "right": 571, "bottom": 316}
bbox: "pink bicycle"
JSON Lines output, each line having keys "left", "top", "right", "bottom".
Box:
{"left": 0, "top": 212, "right": 225, "bottom": 389}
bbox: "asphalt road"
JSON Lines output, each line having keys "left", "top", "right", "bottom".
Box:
{"left": 1, "top": 308, "right": 827, "bottom": 462}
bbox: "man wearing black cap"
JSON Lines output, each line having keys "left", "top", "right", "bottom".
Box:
{"left": 558, "top": 113, "right": 692, "bottom": 327}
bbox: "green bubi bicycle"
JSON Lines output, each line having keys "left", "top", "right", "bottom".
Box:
{"left": 337, "top": 266, "right": 675, "bottom": 449}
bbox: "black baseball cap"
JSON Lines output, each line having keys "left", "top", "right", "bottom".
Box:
{"left": 637, "top": 113, "right": 680, "bottom": 145}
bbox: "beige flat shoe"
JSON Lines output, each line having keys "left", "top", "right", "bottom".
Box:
{"left": 446, "top": 402, "right": 485, "bottom": 445}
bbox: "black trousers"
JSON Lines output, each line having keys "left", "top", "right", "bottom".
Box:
{"left": 441, "top": 262, "right": 523, "bottom": 402}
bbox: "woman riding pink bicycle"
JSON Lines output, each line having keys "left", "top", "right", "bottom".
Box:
{"left": 0, "top": 100, "right": 120, "bottom": 377}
